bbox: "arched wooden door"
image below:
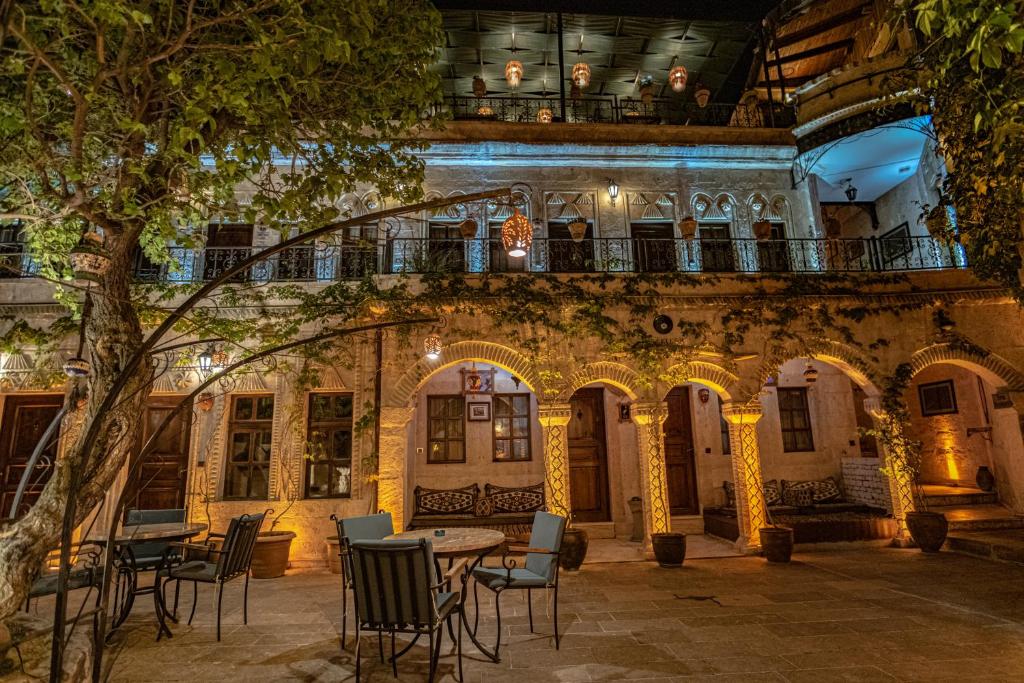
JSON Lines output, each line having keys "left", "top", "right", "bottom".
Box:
{"left": 664, "top": 387, "right": 699, "bottom": 515}
{"left": 567, "top": 388, "right": 610, "bottom": 522}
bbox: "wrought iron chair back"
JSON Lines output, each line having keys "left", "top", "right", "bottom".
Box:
{"left": 215, "top": 512, "right": 264, "bottom": 581}
{"left": 349, "top": 539, "right": 438, "bottom": 630}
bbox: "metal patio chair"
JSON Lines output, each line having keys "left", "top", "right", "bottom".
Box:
{"left": 117, "top": 508, "right": 186, "bottom": 618}
{"left": 155, "top": 512, "right": 264, "bottom": 641}
{"left": 331, "top": 511, "right": 394, "bottom": 650}
{"left": 348, "top": 538, "right": 466, "bottom": 682}
{"left": 469, "top": 510, "right": 566, "bottom": 659}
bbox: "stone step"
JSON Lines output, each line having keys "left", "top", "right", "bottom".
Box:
{"left": 945, "top": 530, "right": 1024, "bottom": 565}
{"left": 573, "top": 521, "right": 616, "bottom": 539}
{"left": 927, "top": 504, "right": 1024, "bottom": 531}
{"left": 918, "top": 484, "right": 998, "bottom": 507}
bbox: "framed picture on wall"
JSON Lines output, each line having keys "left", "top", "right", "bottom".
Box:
{"left": 880, "top": 222, "right": 912, "bottom": 266}
{"left": 467, "top": 402, "right": 491, "bottom": 421}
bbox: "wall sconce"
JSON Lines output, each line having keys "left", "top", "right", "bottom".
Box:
{"left": 803, "top": 363, "right": 819, "bottom": 383}
{"left": 607, "top": 179, "right": 619, "bottom": 207}
{"left": 698, "top": 388, "right": 711, "bottom": 404}
{"left": 424, "top": 333, "right": 442, "bottom": 360}
{"left": 198, "top": 347, "right": 214, "bottom": 375}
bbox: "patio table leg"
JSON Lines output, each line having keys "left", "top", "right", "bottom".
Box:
{"left": 459, "top": 550, "right": 501, "bottom": 662}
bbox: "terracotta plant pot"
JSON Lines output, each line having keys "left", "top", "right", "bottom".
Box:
{"left": 559, "top": 528, "right": 589, "bottom": 571}
{"left": 326, "top": 537, "right": 342, "bottom": 575}
{"left": 651, "top": 532, "right": 686, "bottom": 568}
{"left": 250, "top": 530, "right": 296, "bottom": 579}
{"left": 906, "top": 511, "right": 948, "bottom": 553}
{"left": 568, "top": 221, "right": 588, "bottom": 243}
{"left": 759, "top": 526, "right": 794, "bottom": 563}
{"left": 678, "top": 217, "right": 698, "bottom": 240}
{"left": 753, "top": 219, "right": 773, "bottom": 241}
{"left": 458, "top": 218, "right": 478, "bottom": 240}
{"left": 976, "top": 466, "right": 995, "bottom": 492}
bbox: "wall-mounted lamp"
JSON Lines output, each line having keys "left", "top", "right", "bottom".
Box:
{"left": 424, "top": 333, "right": 442, "bottom": 360}
{"left": 198, "top": 347, "right": 214, "bottom": 375}
{"left": 698, "top": 387, "right": 711, "bottom": 404}
{"left": 607, "top": 179, "right": 620, "bottom": 207}
{"left": 803, "top": 363, "right": 819, "bottom": 383}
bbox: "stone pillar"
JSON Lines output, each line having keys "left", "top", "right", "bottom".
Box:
{"left": 377, "top": 406, "right": 415, "bottom": 532}
{"left": 721, "top": 401, "right": 768, "bottom": 553}
{"left": 864, "top": 397, "right": 915, "bottom": 545}
{"left": 537, "top": 404, "right": 573, "bottom": 519}
{"left": 631, "top": 401, "right": 671, "bottom": 552}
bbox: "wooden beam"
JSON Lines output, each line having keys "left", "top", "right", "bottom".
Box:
{"left": 774, "top": 4, "right": 870, "bottom": 50}
{"left": 766, "top": 38, "right": 854, "bottom": 68}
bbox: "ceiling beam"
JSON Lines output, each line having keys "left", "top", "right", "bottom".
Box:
{"left": 766, "top": 38, "right": 853, "bottom": 68}
{"left": 774, "top": 3, "right": 870, "bottom": 50}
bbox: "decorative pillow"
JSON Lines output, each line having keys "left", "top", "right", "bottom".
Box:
{"left": 763, "top": 479, "right": 782, "bottom": 507}
{"left": 474, "top": 497, "right": 494, "bottom": 518}
{"left": 723, "top": 480, "right": 736, "bottom": 507}
{"left": 484, "top": 483, "right": 545, "bottom": 514}
{"left": 414, "top": 484, "right": 479, "bottom": 515}
{"left": 782, "top": 486, "right": 814, "bottom": 507}
{"left": 781, "top": 477, "right": 842, "bottom": 504}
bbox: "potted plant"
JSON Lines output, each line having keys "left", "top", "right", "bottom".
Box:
{"left": 678, "top": 216, "right": 698, "bottom": 240}
{"left": 872, "top": 396, "right": 948, "bottom": 552}
{"left": 250, "top": 428, "right": 301, "bottom": 579}
{"left": 568, "top": 220, "right": 588, "bottom": 243}
{"left": 652, "top": 531, "right": 686, "bottom": 567}
{"left": 559, "top": 517, "right": 589, "bottom": 571}
{"left": 759, "top": 483, "right": 793, "bottom": 563}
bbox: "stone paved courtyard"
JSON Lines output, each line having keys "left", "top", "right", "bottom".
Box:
{"left": 101, "top": 547, "right": 1024, "bottom": 682}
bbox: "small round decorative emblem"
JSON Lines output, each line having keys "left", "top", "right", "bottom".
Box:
{"left": 652, "top": 315, "right": 674, "bottom": 335}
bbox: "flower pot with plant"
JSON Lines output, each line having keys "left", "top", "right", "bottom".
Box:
{"left": 559, "top": 520, "right": 589, "bottom": 571}
{"left": 758, "top": 481, "right": 793, "bottom": 563}
{"left": 652, "top": 532, "right": 687, "bottom": 567}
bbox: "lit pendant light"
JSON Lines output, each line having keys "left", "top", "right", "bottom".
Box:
{"left": 501, "top": 207, "right": 532, "bottom": 257}
{"left": 669, "top": 65, "right": 688, "bottom": 93}
{"left": 476, "top": 105, "right": 494, "bottom": 117}
{"left": 694, "top": 82, "right": 711, "bottom": 108}
{"left": 424, "top": 334, "right": 442, "bottom": 360}
{"left": 505, "top": 60, "right": 523, "bottom": 88}
{"left": 537, "top": 106, "right": 553, "bottom": 124}
{"left": 803, "top": 363, "right": 819, "bottom": 383}
{"left": 572, "top": 62, "right": 591, "bottom": 88}
{"left": 69, "top": 229, "right": 112, "bottom": 284}
{"left": 607, "top": 179, "right": 620, "bottom": 207}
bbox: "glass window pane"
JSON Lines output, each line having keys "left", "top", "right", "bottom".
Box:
{"left": 332, "top": 429, "right": 352, "bottom": 460}
{"left": 256, "top": 396, "right": 275, "bottom": 420}
{"left": 494, "top": 417, "right": 510, "bottom": 437}
{"left": 332, "top": 465, "right": 351, "bottom": 496}
{"left": 448, "top": 440, "right": 463, "bottom": 461}
{"left": 447, "top": 398, "right": 464, "bottom": 416}
{"left": 430, "top": 419, "right": 446, "bottom": 440}
{"left": 253, "top": 431, "right": 272, "bottom": 461}
{"left": 311, "top": 395, "right": 329, "bottom": 420}
{"left": 307, "top": 463, "right": 330, "bottom": 498}
{"left": 230, "top": 433, "right": 251, "bottom": 462}
{"left": 512, "top": 439, "right": 529, "bottom": 460}
{"left": 226, "top": 467, "right": 248, "bottom": 498}
{"left": 337, "top": 395, "right": 353, "bottom": 418}
{"left": 250, "top": 465, "right": 269, "bottom": 499}
{"left": 449, "top": 418, "right": 463, "bottom": 438}
{"left": 429, "top": 398, "right": 445, "bottom": 417}
{"left": 235, "top": 397, "right": 253, "bottom": 420}
{"left": 494, "top": 440, "right": 509, "bottom": 461}
{"left": 513, "top": 395, "right": 530, "bottom": 414}
{"left": 513, "top": 417, "right": 528, "bottom": 437}
{"left": 429, "top": 441, "right": 444, "bottom": 460}
{"left": 493, "top": 395, "right": 512, "bottom": 416}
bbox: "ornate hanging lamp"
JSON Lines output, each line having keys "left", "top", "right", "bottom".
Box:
{"left": 424, "top": 334, "right": 442, "bottom": 360}
{"left": 669, "top": 65, "right": 688, "bottom": 93}
{"left": 572, "top": 62, "right": 591, "bottom": 88}
{"left": 505, "top": 60, "right": 523, "bottom": 88}
{"left": 536, "top": 106, "right": 554, "bottom": 124}
{"left": 694, "top": 82, "right": 711, "bottom": 108}
{"left": 69, "top": 228, "right": 112, "bottom": 284}
{"left": 501, "top": 207, "right": 532, "bottom": 257}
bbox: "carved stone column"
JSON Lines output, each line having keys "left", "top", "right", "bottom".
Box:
{"left": 631, "top": 401, "right": 671, "bottom": 551}
{"left": 537, "top": 404, "right": 573, "bottom": 519}
{"left": 377, "top": 406, "right": 415, "bottom": 532}
{"left": 864, "top": 397, "right": 915, "bottom": 545}
{"left": 721, "top": 401, "right": 768, "bottom": 552}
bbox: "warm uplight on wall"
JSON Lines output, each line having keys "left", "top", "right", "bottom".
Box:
{"left": 607, "top": 179, "right": 620, "bottom": 207}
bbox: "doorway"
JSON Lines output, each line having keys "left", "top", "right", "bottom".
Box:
{"left": 631, "top": 222, "right": 677, "bottom": 272}
{"left": 0, "top": 394, "right": 63, "bottom": 518}
{"left": 664, "top": 387, "right": 700, "bottom": 515}
{"left": 124, "top": 396, "right": 193, "bottom": 514}
{"left": 568, "top": 388, "right": 610, "bottom": 522}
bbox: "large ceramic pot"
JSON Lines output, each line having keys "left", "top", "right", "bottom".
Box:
{"left": 651, "top": 532, "right": 686, "bottom": 568}
{"left": 906, "top": 511, "right": 948, "bottom": 553}
{"left": 759, "top": 526, "right": 794, "bottom": 563}
{"left": 250, "top": 530, "right": 296, "bottom": 579}
{"left": 976, "top": 466, "right": 995, "bottom": 492}
{"left": 559, "top": 528, "right": 589, "bottom": 571}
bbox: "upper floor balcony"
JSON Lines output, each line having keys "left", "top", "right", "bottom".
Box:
{"left": 0, "top": 234, "right": 966, "bottom": 286}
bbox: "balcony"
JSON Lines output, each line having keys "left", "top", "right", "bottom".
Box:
{"left": 444, "top": 95, "right": 796, "bottom": 129}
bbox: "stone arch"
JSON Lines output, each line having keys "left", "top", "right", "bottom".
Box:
{"left": 910, "top": 343, "right": 1024, "bottom": 391}
{"left": 559, "top": 361, "right": 647, "bottom": 401}
{"left": 660, "top": 360, "right": 740, "bottom": 401}
{"left": 386, "top": 340, "right": 540, "bottom": 407}
{"left": 761, "top": 340, "right": 884, "bottom": 397}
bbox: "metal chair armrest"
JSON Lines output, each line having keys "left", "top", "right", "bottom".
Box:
{"left": 434, "top": 557, "right": 469, "bottom": 589}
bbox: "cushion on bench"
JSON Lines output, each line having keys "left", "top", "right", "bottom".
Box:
{"left": 484, "top": 482, "right": 545, "bottom": 514}
{"left": 413, "top": 484, "right": 480, "bottom": 516}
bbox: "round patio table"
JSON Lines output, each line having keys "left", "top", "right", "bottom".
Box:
{"left": 385, "top": 527, "right": 506, "bottom": 662}
{"left": 93, "top": 522, "right": 207, "bottom": 637}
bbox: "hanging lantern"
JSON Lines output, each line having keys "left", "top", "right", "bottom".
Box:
{"left": 669, "top": 65, "right": 688, "bottom": 93}
{"left": 69, "top": 229, "right": 111, "bottom": 284}
{"left": 458, "top": 218, "right": 478, "bottom": 240}
{"left": 476, "top": 105, "right": 494, "bottom": 117}
{"left": 63, "top": 357, "right": 90, "bottom": 378}
{"left": 198, "top": 348, "right": 213, "bottom": 375}
{"left": 424, "top": 334, "right": 442, "bottom": 360}
{"left": 505, "top": 60, "right": 523, "bottom": 88}
{"left": 572, "top": 62, "right": 591, "bottom": 88}
{"left": 501, "top": 207, "right": 532, "bottom": 257}
{"left": 472, "top": 75, "right": 487, "bottom": 98}
{"left": 694, "top": 83, "right": 711, "bottom": 108}
{"left": 536, "top": 107, "right": 553, "bottom": 124}
{"left": 803, "top": 363, "right": 819, "bottom": 383}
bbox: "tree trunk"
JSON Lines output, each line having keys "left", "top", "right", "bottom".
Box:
{"left": 0, "top": 243, "right": 153, "bottom": 622}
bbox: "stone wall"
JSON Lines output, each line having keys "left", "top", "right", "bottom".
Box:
{"left": 841, "top": 457, "right": 892, "bottom": 510}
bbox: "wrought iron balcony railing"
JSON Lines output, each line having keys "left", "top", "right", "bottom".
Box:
{"left": 443, "top": 95, "right": 796, "bottom": 128}
{"left": 0, "top": 235, "right": 968, "bottom": 284}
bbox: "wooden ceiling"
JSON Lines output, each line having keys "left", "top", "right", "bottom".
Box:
{"left": 432, "top": 10, "right": 757, "bottom": 101}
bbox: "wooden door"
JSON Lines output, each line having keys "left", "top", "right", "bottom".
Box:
{"left": 568, "top": 388, "right": 610, "bottom": 522}
{"left": 699, "top": 223, "right": 736, "bottom": 272}
{"left": 631, "top": 222, "right": 677, "bottom": 273}
{"left": 0, "top": 394, "right": 63, "bottom": 518}
{"left": 125, "top": 396, "right": 193, "bottom": 513}
{"left": 664, "top": 387, "right": 700, "bottom": 515}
